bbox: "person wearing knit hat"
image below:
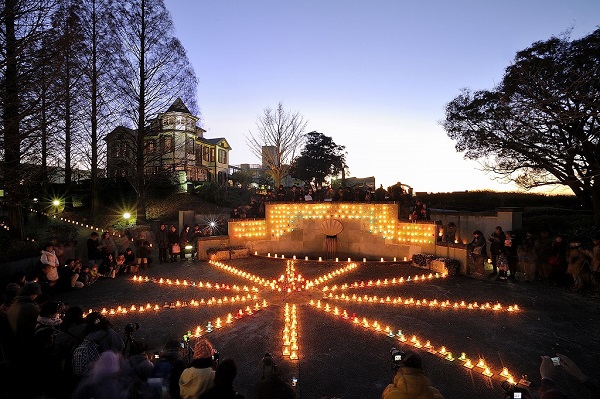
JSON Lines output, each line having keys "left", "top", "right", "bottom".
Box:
{"left": 381, "top": 351, "right": 444, "bottom": 399}
{"left": 179, "top": 338, "right": 216, "bottom": 399}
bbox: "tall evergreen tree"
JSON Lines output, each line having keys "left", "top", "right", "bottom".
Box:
{"left": 289, "top": 131, "right": 346, "bottom": 188}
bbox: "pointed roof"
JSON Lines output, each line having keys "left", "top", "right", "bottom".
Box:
{"left": 199, "top": 137, "right": 232, "bottom": 150}
{"left": 166, "top": 98, "right": 191, "bottom": 114}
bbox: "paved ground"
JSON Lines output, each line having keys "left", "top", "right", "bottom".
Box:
{"left": 54, "top": 257, "right": 600, "bottom": 399}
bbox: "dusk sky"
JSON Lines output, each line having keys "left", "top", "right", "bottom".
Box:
{"left": 163, "top": 0, "right": 599, "bottom": 193}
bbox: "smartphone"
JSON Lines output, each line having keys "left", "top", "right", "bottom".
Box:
{"left": 551, "top": 357, "right": 560, "bottom": 366}
{"left": 513, "top": 393, "right": 522, "bottom": 399}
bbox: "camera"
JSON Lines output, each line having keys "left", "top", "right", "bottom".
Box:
{"left": 390, "top": 347, "right": 405, "bottom": 370}
{"left": 125, "top": 322, "right": 140, "bottom": 334}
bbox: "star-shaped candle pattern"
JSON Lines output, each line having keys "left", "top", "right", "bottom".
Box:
{"left": 87, "top": 257, "right": 522, "bottom": 391}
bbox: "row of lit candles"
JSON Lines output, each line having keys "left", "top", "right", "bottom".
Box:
{"left": 322, "top": 273, "right": 447, "bottom": 292}
{"left": 186, "top": 302, "right": 269, "bottom": 336}
{"left": 260, "top": 253, "right": 409, "bottom": 263}
{"left": 282, "top": 303, "right": 299, "bottom": 360}
{"left": 305, "top": 263, "right": 359, "bottom": 288}
{"left": 268, "top": 214, "right": 396, "bottom": 221}
{"left": 131, "top": 275, "right": 258, "bottom": 292}
{"left": 309, "top": 300, "right": 518, "bottom": 383}
{"left": 278, "top": 261, "right": 306, "bottom": 292}
{"left": 209, "top": 260, "right": 276, "bottom": 287}
{"left": 91, "top": 296, "right": 265, "bottom": 316}
{"left": 208, "top": 260, "right": 358, "bottom": 291}
{"left": 269, "top": 204, "right": 389, "bottom": 211}
{"left": 28, "top": 208, "right": 120, "bottom": 237}
{"left": 321, "top": 295, "right": 520, "bottom": 312}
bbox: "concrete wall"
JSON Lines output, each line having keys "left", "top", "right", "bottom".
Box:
{"left": 196, "top": 236, "right": 230, "bottom": 260}
{"left": 200, "top": 205, "right": 519, "bottom": 273}
{"left": 231, "top": 216, "right": 424, "bottom": 260}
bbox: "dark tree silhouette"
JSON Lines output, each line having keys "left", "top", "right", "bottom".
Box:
{"left": 289, "top": 131, "right": 346, "bottom": 188}
{"left": 443, "top": 28, "right": 600, "bottom": 225}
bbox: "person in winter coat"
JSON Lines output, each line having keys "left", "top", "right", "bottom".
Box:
{"left": 179, "top": 225, "right": 191, "bottom": 260}
{"left": 168, "top": 225, "right": 180, "bottom": 263}
{"left": 157, "top": 224, "right": 169, "bottom": 263}
{"left": 257, "top": 353, "right": 296, "bottom": 399}
{"left": 488, "top": 226, "right": 506, "bottom": 277}
{"left": 7, "top": 282, "right": 42, "bottom": 340}
{"left": 381, "top": 352, "right": 443, "bottom": 399}
{"left": 83, "top": 312, "right": 124, "bottom": 354}
{"left": 32, "top": 301, "right": 64, "bottom": 398}
{"left": 468, "top": 230, "right": 487, "bottom": 276}
{"left": 179, "top": 338, "right": 216, "bottom": 399}
{"left": 199, "top": 358, "right": 244, "bottom": 399}
{"left": 87, "top": 232, "right": 102, "bottom": 268}
{"left": 136, "top": 240, "right": 151, "bottom": 270}
{"left": 40, "top": 244, "right": 60, "bottom": 286}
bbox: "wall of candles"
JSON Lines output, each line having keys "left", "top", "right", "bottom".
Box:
{"left": 228, "top": 203, "right": 439, "bottom": 263}
{"left": 230, "top": 219, "right": 267, "bottom": 239}
{"left": 396, "top": 223, "right": 436, "bottom": 244}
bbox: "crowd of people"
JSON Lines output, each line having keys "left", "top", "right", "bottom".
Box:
{"left": 0, "top": 281, "right": 297, "bottom": 399}
{"left": 382, "top": 350, "right": 599, "bottom": 399}
{"left": 1, "top": 275, "right": 598, "bottom": 399}
{"left": 465, "top": 226, "right": 600, "bottom": 293}
{"left": 156, "top": 223, "right": 211, "bottom": 264}
{"left": 229, "top": 184, "right": 398, "bottom": 220}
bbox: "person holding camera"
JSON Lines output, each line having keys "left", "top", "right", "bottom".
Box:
{"left": 382, "top": 351, "right": 443, "bottom": 399}
{"left": 258, "top": 353, "right": 296, "bottom": 399}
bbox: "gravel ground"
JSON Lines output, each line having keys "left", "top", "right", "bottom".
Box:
{"left": 54, "top": 257, "right": 600, "bottom": 399}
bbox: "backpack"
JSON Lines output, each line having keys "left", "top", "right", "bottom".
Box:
{"left": 72, "top": 338, "right": 101, "bottom": 377}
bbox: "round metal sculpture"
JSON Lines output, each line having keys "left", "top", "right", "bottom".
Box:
{"left": 320, "top": 219, "right": 344, "bottom": 260}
